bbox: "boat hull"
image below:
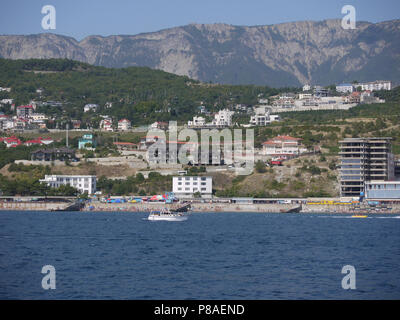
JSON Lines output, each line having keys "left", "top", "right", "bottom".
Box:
{"left": 148, "top": 214, "right": 188, "bottom": 222}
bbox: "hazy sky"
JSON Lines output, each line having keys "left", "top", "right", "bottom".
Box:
{"left": 0, "top": 0, "right": 399, "bottom": 40}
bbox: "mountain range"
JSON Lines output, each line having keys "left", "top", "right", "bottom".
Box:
{"left": 0, "top": 19, "right": 399, "bottom": 87}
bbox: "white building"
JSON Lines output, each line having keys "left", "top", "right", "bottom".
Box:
{"left": 16, "top": 105, "right": 34, "bottom": 119}
{"left": 365, "top": 181, "right": 400, "bottom": 199}
{"left": 302, "top": 84, "right": 311, "bottom": 91}
{"left": 212, "top": 109, "right": 235, "bottom": 127}
{"left": 30, "top": 113, "right": 48, "bottom": 121}
{"left": 100, "top": 118, "right": 113, "bottom": 131}
{"left": 118, "top": 119, "right": 131, "bottom": 131}
{"left": 262, "top": 135, "right": 308, "bottom": 157}
{"left": 172, "top": 176, "right": 212, "bottom": 198}
{"left": 249, "top": 106, "right": 280, "bottom": 126}
{"left": 83, "top": 104, "right": 99, "bottom": 112}
{"left": 269, "top": 115, "right": 281, "bottom": 122}
{"left": 2, "top": 119, "right": 14, "bottom": 130}
{"left": 0, "top": 99, "right": 13, "bottom": 105}
{"left": 40, "top": 175, "right": 97, "bottom": 194}
{"left": 149, "top": 121, "right": 169, "bottom": 130}
{"left": 359, "top": 81, "right": 391, "bottom": 91}
{"left": 336, "top": 83, "right": 354, "bottom": 93}
{"left": 188, "top": 116, "right": 206, "bottom": 127}
{"left": 298, "top": 93, "right": 313, "bottom": 100}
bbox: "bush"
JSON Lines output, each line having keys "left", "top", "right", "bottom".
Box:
{"left": 255, "top": 160, "right": 267, "bottom": 173}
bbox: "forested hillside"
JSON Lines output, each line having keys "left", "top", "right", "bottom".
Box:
{"left": 0, "top": 58, "right": 286, "bottom": 127}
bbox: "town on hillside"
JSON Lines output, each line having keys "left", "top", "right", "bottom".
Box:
{"left": 1, "top": 77, "right": 400, "bottom": 212}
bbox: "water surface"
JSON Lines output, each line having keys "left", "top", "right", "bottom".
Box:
{"left": 0, "top": 211, "right": 399, "bottom": 299}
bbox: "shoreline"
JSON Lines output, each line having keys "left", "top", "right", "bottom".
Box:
{"left": 1, "top": 201, "right": 400, "bottom": 214}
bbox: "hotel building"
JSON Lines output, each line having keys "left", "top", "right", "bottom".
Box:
{"left": 172, "top": 176, "right": 212, "bottom": 198}
{"left": 40, "top": 175, "right": 97, "bottom": 195}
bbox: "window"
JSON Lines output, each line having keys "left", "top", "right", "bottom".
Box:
{"left": 201, "top": 188, "right": 207, "bottom": 191}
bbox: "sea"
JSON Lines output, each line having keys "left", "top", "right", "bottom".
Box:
{"left": 0, "top": 211, "right": 399, "bottom": 300}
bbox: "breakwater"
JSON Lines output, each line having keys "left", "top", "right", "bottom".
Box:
{"left": 82, "top": 202, "right": 300, "bottom": 213}
{"left": 84, "top": 202, "right": 400, "bottom": 214}
{"left": 2, "top": 201, "right": 400, "bottom": 213}
{"left": 0, "top": 201, "right": 71, "bottom": 211}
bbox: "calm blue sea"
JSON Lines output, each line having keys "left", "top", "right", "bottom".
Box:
{"left": 0, "top": 211, "right": 399, "bottom": 300}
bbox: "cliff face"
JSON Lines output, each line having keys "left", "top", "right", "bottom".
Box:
{"left": 1, "top": 19, "right": 399, "bottom": 87}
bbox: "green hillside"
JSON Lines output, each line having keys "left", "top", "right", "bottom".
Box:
{"left": 0, "top": 58, "right": 286, "bottom": 127}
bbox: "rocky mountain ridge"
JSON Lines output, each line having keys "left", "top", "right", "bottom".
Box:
{"left": 1, "top": 19, "right": 399, "bottom": 87}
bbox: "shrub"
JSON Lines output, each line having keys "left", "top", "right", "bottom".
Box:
{"left": 255, "top": 160, "right": 267, "bottom": 173}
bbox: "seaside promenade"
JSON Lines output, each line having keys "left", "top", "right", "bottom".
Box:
{"left": 1, "top": 198, "right": 400, "bottom": 213}
{"left": 83, "top": 202, "right": 400, "bottom": 214}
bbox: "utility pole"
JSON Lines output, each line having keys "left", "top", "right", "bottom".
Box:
{"left": 66, "top": 123, "right": 69, "bottom": 148}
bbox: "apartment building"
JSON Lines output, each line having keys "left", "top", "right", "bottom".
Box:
{"left": 339, "top": 137, "right": 395, "bottom": 198}
{"left": 212, "top": 109, "right": 235, "bottom": 127}
{"left": 16, "top": 105, "right": 34, "bottom": 119}
{"left": 336, "top": 83, "right": 354, "bottom": 93}
{"left": 40, "top": 175, "right": 97, "bottom": 194}
{"left": 249, "top": 106, "right": 280, "bottom": 126}
{"left": 172, "top": 176, "right": 212, "bottom": 198}
{"left": 359, "top": 81, "right": 391, "bottom": 91}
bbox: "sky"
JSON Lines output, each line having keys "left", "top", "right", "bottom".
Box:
{"left": 0, "top": 0, "right": 399, "bottom": 40}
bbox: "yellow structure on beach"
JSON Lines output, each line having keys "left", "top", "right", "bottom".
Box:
{"left": 307, "top": 200, "right": 352, "bottom": 205}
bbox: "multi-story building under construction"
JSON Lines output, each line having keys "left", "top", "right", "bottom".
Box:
{"left": 339, "top": 137, "right": 395, "bottom": 198}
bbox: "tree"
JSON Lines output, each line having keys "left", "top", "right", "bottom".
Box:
{"left": 135, "top": 173, "right": 145, "bottom": 183}
{"left": 255, "top": 160, "right": 267, "bottom": 173}
{"left": 193, "top": 191, "right": 202, "bottom": 198}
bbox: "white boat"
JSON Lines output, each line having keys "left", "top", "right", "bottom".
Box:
{"left": 148, "top": 208, "right": 188, "bottom": 221}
